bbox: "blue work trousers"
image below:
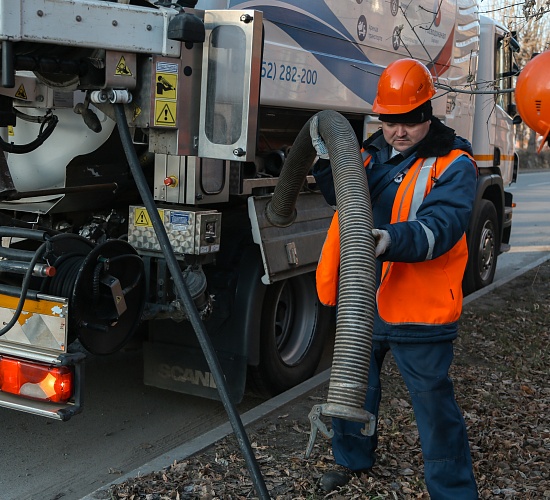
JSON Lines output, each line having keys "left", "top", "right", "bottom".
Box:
{"left": 331, "top": 340, "right": 478, "bottom": 499}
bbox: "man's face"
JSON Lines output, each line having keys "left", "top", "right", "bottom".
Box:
{"left": 381, "top": 120, "right": 431, "bottom": 152}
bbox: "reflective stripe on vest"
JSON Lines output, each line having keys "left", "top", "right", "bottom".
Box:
{"left": 409, "top": 157, "right": 436, "bottom": 220}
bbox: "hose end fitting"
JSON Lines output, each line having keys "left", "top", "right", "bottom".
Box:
{"left": 264, "top": 202, "right": 297, "bottom": 228}
{"left": 304, "top": 402, "right": 376, "bottom": 458}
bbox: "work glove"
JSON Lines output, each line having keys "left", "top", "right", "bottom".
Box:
{"left": 310, "top": 115, "right": 329, "bottom": 160}
{"left": 372, "top": 228, "right": 391, "bottom": 257}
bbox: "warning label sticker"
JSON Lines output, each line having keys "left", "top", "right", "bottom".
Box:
{"left": 133, "top": 208, "right": 165, "bottom": 227}
{"left": 134, "top": 208, "right": 152, "bottom": 227}
{"left": 153, "top": 61, "right": 178, "bottom": 128}
{"left": 132, "top": 104, "right": 142, "bottom": 122}
{"left": 155, "top": 73, "right": 177, "bottom": 100}
{"left": 154, "top": 101, "right": 176, "bottom": 127}
{"left": 169, "top": 211, "right": 190, "bottom": 226}
{"left": 14, "top": 84, "right": 27, "bottom": 100}
{"left": 156, "top": 61, "right": 178, "bottom": 74}
{"left": 115, "top": 56, "right": 133, "bottom": 76}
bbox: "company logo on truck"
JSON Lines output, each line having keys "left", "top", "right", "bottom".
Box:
{"left": 357, "top": 15, "right": 367, "bottom": 41}
{"left": 158, "top": 364, "right": 217, "bottom": 388}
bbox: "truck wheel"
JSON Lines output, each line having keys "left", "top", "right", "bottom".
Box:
{"left": 463, "top": 199, "right": 499, "bottom": 295}
{"left": 249, "top": 272, "right": 331, "bottom": 396}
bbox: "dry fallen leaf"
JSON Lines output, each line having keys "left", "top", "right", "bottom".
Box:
{"left": 110, "top": 263, "right": 550, "bottom": 499}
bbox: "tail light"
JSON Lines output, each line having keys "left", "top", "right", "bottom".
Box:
{"left": 0, "top": 356, "right": 73, "bottom": 403}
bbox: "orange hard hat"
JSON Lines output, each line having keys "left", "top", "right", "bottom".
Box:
{"left": 373, "top": 58, "right": 436, "bottom": 114}
{"left": 515, "top": 51, "right": 550, "bottom": 153}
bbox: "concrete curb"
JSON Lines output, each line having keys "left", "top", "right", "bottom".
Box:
{"left": 463, "top": 252, "right": 550, "bottom": 306}
{"left": 82, "top": 252, "right": 550, "bottom": 499}
{"left": 82, "top": 369, "right": 332, "bottom": 499}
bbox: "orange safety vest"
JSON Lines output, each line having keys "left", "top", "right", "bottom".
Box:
{"left": 316, "top": 149, "right": 474, "bottom": 326}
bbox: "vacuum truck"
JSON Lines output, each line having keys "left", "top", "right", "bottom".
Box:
{"left": 0, "top": 0, "right": 518, "bottom": 419}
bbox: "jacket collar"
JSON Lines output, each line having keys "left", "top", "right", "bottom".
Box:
{"left": 363, "top": 117, "right": 462, "bottom": 160}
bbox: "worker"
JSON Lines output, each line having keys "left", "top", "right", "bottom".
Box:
{"left": 310, "top": 58, "right": 479, "bottom": 498}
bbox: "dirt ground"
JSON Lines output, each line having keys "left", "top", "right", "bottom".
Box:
{"left": 110, "top": 262, "right": 550, "bottom": 499}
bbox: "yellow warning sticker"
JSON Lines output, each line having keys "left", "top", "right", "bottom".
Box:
{"left": 154, "top": 100, "right": 177, "bottom": 127}
{"left": 132, "top": 104, "right": 142, "bottom": 122}
{"left": 134, "top": 208, "right": 152, "bottom": 227}
{"left": 155, "top": 72, "right": 177, "bottom": 100}
{"left": 115, "top": 56, "right": 133, "bottom": 76}
{"left": 7, "top": 126, "right": 14, "bottom": 136}
{"left": 133, "top": 208, "right": 166, "bottom": 226}
{"left": 14, "top": 84, "right": 27, "bottom": 100}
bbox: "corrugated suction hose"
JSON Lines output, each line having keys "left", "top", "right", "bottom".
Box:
{"left": 265, "top": 110, "right": 377, "bottom": 457}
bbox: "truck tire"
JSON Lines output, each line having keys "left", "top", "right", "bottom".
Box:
{"left": 248, "top": 272, "right": 331, "bottom": 396}
{"left": 463, "top": 199, "right": 499, "bottom": 295}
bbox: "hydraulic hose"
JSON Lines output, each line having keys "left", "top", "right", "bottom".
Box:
{"left": 0, "top": 241, "right": 49, "bottom": 337}
{"left": 113, "top": 104, "right": 270, "bottom": 500}
{"left": 0, "top": 226, "right": 50, "bottom": 261}
{"left": 0, "top": 112, "right": 58, "bottom": 154}
{"left": 265, "top": 110, "right": 377, "bottom": 455}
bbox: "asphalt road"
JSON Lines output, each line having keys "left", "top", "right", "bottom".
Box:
{"left": 494, "top": 169, "right": 550, "bottom": 281}
{"left": 0, "top": 169, "right": 549, "bottom": 500}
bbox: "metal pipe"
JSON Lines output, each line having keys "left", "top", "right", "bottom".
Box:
{"left": 1, "top": 40, "right": 15, "bottom": 88}
{"left": 2, "top": 183, "right": 119, "bottom": 201}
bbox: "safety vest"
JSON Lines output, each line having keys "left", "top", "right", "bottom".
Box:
{"left": 316, "top": 149, "right": 474, "bottom": 326}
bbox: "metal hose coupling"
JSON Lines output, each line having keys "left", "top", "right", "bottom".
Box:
{"left": 305, "top": 404, "right": 376, "bottom": 459}
{"left": 264, "top": 109, "right": 378, "bottom": 459}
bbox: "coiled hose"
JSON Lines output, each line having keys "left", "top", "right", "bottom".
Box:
{"left": 265, "top": 110, "right": 377, "bottom": 455}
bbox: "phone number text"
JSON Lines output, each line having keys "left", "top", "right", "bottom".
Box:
{"left": 261, "top": 61, "right": 318, "bottom": 85}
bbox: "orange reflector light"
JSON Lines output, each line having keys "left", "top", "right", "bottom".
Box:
{"left": 0, "top": 356, "right": 73, "bottom": 403}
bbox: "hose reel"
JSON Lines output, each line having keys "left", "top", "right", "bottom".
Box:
{"left": 0, "top": 228, "right": 146, "bottom": 355}
{"left": 46, "top": 238, "right": 146, "bottom": 355}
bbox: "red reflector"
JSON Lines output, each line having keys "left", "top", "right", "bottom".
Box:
{"left": 0, "top": 357, "right": 73, "bottom": 403}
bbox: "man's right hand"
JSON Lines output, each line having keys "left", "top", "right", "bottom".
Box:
{"left": 372, "top": 229, "right": 391, "bottom": 257}
{"left": 310, "top": 116, "right": 329, "bottom": 160}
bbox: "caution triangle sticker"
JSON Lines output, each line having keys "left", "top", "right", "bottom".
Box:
{"left": 15, "top": 84, "right": 27, "bottom": 100}
{"left": 116, "top": 56, "right": 133, "bottom": 76}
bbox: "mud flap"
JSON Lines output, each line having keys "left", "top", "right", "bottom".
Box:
{"left": 143, "top": 341, "right": 247, "bottom": 403}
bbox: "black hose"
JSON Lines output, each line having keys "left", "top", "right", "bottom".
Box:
{"left": 0, "top": 113, "right": 58, "bottom": 154}
{"left": 0, "top": 227, "right": 49, "bottom": 240}
{"left": 0, "top": 226, "right": 50, "bottom": 261}
{"left": 0, "top": 246, "right": 37, "bottom": 262}
{"left": 113, "top": 104, "right": 270, "bottom": 500}
{"left": 0, "top": 241, "right": 48, "bottom": 337}
{"left": 46, "top": 255, "right": 83, "bottom": 298}
{"left": 267, "top": 109, "right": 377, "bottom": 420}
